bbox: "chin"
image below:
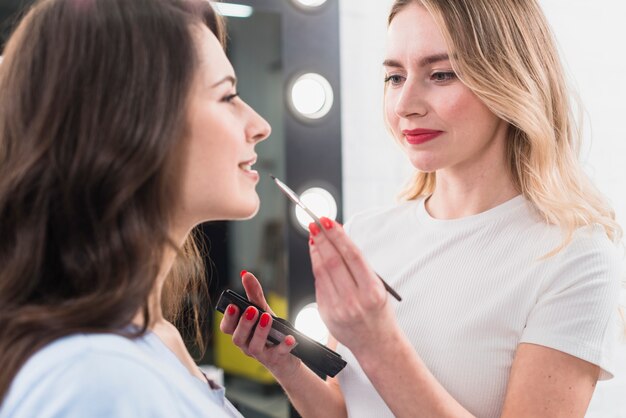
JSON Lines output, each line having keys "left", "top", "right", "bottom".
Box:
{"left": 410, "top": 160, "right": 438, "bottom": 174}
{"left": 408, "top": 153, "right": 442, "bottom": 173}
{"left": 239, "top": 205, "right": 259, "bottom": 220}
{"left": 194, "top": 195, "right": 260, "bottom": 223}
{"left": 230, "top": 196, "right": 260, "bottom": 220}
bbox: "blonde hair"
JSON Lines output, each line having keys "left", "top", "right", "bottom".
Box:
{"left": 388, "top": 0, "right": 621, "bottom": 250}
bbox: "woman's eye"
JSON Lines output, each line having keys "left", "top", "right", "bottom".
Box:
{"left": 384, "top": 74, "right": 405, "bottom": 86}
{"left": 222, "top": 92, "right": 239, "bottom": 103}
{"left": 431, "top": 72, "right": 456, "bottom": 83}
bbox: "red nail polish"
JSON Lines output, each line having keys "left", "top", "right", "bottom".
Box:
{"left": 320, "top": 217, "right": 333, "bottom": 230}
{"left": 227, "top": 305, "right": 237, "bottom": 316}
{"left": 240, "top": 270, "right": 247, "bottom": 277}
{"left": 285, "top": 336, "right": 296, "bottom": 347}
{"left": 259, "top": 313, "right": 270, "bottom": 328}
{"left": 309, "top": 237, "right": 314, "bottom": 246}
{"left": 245, "top": 306, "right": 256, "bottom": 321}
{"left": 309, "top": 222, "right": 320, "bottom": 236}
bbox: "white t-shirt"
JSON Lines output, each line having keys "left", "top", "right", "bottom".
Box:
{"left": 336, "top": 195, "right": 623, "bottom": 418}
{"left": 0, "top": 332, "right": 243, "bottom": 418}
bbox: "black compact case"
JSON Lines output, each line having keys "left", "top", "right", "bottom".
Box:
{"left": 216, "top": 289, "right": 347, "bottom": 379}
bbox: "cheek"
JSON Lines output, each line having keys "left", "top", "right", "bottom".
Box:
{"left": 435, "top": 88, "right": 471, "bottom": 120}
{"left": 436, "top": 87, "right": 497, "bottom": 134}
{"left": 184, "top": 119, "right": 232, "bottom": 193}
{"left": 188, "top": 106, "right": 233, "bottom": 167}
{"left": 182, "top": 143, "right": 218, "bottom": 205}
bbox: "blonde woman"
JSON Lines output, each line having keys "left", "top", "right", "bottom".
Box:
{"left": 221, "top": 0, "right": 623, "bottom": 417}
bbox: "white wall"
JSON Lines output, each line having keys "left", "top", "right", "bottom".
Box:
{"left": 339, "top": 1, "right": 626, "bottom": 416}
{"left": 339, "top": 0, "right": 409, "bottom": 218}
{"left": 539, "top": 1, "right": 626, "bottom": 232}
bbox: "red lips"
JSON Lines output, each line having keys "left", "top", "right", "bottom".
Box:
{"left": 401, "top": 128, "right": 443, "bottom": 145}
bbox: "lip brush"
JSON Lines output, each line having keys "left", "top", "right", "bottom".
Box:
{"left": 271, "top": 175, "right": 402, "bottom": 302}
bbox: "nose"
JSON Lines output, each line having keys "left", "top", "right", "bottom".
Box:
{"left": 394, "top": 78, "right": 428, "bottom": 119}
{"left": 245, "top": 103, "right": 271, "bottom": 144}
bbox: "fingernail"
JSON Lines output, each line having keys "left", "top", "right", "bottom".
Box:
{"left": 285, "top": 336, "right": 296, "bottom": 347}
{"left": 245, "top": 306, "right": 256, "bottom": 321}
{"left": 320, "top": 217, "right": 333, "bottom": 230}
{"left": 308, "top": 222, "right": 320, "bottom": 236}
{"left": 240, "top": 270, "right": 247, "bottom": 277}
{"left": 309, "top": 237, "right": 314, "bottom": 246}
{"left": 227, "top": 305, "right": 237, "bottom": 316}
{"left": 259, "top": 313, "right": 271, "bottom": 328}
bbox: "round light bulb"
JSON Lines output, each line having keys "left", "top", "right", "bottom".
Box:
{"left": 294, "top": 187, "right": 338, "bottom": 230}
{"left": 292, "top": 0, "right": 328, "bottom": 8}
{"left": 294, "top": 303, "right": 328, "bottom": 345}
{"left": 289, "top": 73, "right": 334, "bottom": 120}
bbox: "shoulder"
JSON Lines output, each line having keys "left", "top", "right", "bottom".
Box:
{"left": 551, "top": 226, "right": 623, "bottom": 284}
{"left": 511, "top": 202, "right": 623, "bottom": 278}
{"left": 522, "top": 224, "right": 623, "bottom": 310}
{"left": 25, "top": 333, "right": 161, "bottom": 377}
{"left": 64, "top": 334, "right": 175, "bottom": 388}
{"left": 521, "top": 226, "right": 624, "bottom": 379}
{"left": 64, "top": 341, "right": 179, "bottom": 406}
{"left": 2, "top": 333, "right": 179, "bottom": 417}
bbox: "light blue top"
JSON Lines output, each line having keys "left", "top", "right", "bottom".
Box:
{"left": 0, "top": 331, "right": 244, "bottom": 418}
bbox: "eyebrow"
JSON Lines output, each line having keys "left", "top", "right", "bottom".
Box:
{"left": 383, "top": 53, "right": 450, "bottom": 68}
{"left": 210, "top": 75, "right": 237, "bottom": 88}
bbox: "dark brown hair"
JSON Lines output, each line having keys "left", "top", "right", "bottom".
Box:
{"left": 0, "top": 0, "right": 224, "bottom": 400}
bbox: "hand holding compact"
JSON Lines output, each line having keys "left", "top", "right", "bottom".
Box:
{"left": 219, "top": 272, "right": 301, "bottom": 380}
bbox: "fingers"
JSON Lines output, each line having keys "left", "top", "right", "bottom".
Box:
{"left": 219, "top": 303, "right": 240, "bottom": 334}
{"left": 244, "top": 312, "right": 299, "bottom": 356}
{"left": 274, "top": 335, "right": 298, "bottom": 356}
{"left": 218, "top": 271, "right": 300, "bottom": 376}
{"left": 247, "top": 312, "right": 273, "bottom": 356}
{"left": 314, "top": 217, "right": 382, "bottom": 292}
{"left": 309, "top": 238, "right": 341, "bottom": 306}
{"left": 241, "top": 271, "right": 274, "bottom": 314}
{"left": 309, "top": 222, "right": 358, "bottom": 297}
{"left": 231, "top": 306, "right": 260, "bottom": 348}
{"left": 222, "top": 304, "right": 298, "bottom": 371}
{"left": 310, "top": 218, "right": 387, "bottom": 312}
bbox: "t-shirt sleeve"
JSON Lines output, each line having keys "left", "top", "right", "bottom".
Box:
{"left": 520, "top": 229, "right": 623, "bottom": 380}
{"left": 39, "top": 352, "right": 181, "bottom": 418}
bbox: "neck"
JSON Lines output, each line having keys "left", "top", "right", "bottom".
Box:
{"left": 426, "top": 142, "right": 519, "bottom": 219}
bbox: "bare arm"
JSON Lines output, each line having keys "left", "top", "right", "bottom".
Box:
{"left": 275, "top": 360, "right": 346, "bottom": 418}
{"left": 353, "top": 332, "right": 598, "bottom": 417}
{"left": 500, "top": 343, "right": 599, "bottom": 417}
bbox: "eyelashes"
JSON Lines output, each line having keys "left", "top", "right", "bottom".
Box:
{"left": 384, "top": 74, "right": 405, "bottom": 86}
{"left": 430, "top": 72, "right": 456, "bottom": 82}
{"left": 383, "top": 71, "right": 457, "bottom": 86}
{"left": 222, "top": 92, "right": 240, "bottom": 103}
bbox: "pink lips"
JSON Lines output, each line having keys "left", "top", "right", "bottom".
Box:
{"left": 402, "top": 128, "right": 443, "bottom": 145}
{"left": 239, "top": 156, "right": 259, "bottom": 182}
